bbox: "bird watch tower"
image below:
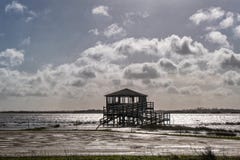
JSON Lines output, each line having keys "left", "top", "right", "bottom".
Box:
{"left": 98, "top": 88, "right": 170, "bottom": 128}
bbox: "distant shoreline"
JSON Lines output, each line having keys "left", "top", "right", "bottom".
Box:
{"left": 1, "top": 108, "right": 240, "bottom": 114}
{"left": 158, "top": 108, "right": 240, "bottom": 114}
{"left": 0, "top": 109, "right": 103, "bottom": 114}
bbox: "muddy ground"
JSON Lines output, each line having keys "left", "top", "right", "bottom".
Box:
{"left": 0, "top": 130, "right": 239, "bottom": 156}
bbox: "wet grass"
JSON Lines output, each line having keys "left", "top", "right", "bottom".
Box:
{"left": 162, "top": 133, "right": 240, "bottom": 140}
{"left": 24, "top": 127, "right": 47, "bottom": 131}
{"left": 0, "top": 155, "right": 240, "bottom": 160}
{"left": 141, "top": 124, "right": 239, "bottom": 133}
{"left": 0, "top": 142, "right": 238, "bottom": 160}
{"left": 141, "top": 125, "right": 240, "bottom": 140}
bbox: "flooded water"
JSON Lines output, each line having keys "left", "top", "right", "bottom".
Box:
{"left": 171, "top": 113, "right": 240, "bottom": 131}
{"left": 0, "top": 113, "right": 240, "bottom": 156}
{"left": 0, "top": 113, "right": 102, "bottom": 130}
{"left": 0, "top": 113, "right": 239, "bottom": 131}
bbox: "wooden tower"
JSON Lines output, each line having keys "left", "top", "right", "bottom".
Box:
{"left": 99, "top": 88, "right": 170, "bottom": 128}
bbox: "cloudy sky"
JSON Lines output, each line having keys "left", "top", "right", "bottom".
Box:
{"left": 1, "top": 0, "right": 240, "bottom": 111}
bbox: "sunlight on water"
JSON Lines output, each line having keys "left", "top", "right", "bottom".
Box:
{"left": 0, "top": 113, "right": 102, "bottom": 130}
{"left": 0, "top": 113, "right": 239, "bottom": 130}
{"left": 171, "top": 113, "right": 240, "bottom": 130}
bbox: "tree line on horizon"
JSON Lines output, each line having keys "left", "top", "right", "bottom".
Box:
{"left": 1, "top": 108, "right": 240, "bottom": 113}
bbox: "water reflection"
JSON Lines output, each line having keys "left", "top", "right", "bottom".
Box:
{"left": 0, "top": 113, "right": 239, "bottom": 130}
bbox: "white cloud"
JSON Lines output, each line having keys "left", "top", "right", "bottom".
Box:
{"left": 0, "top": 49, "right": 24, "bottom": 67}
{"left": 206, "top": 48, "right": 240, "bottom": 74}
{"left": 166, "top": 85, "right": 179, "bottom": 94}
{"left": 191, "top": 7, "right": 240, "bottom": 45}
{"left": 5, "top": 1, "right": 37, "bottom": 22}
{"left": 123, "top": 63, "right": 160, "bottom": 80}
{"left": 25, "top": 10, "right": 37, "bottom": 22}
{"left": 1, "top": 34, "right": 240, "bottom": 106}
{"left": 83, "top": 35, "right": 208, "bottom": 65}
{"left": 20, "top": 36, "right": 31, "bottom": 46}
{"left": 189, "top": 7, "right": 225, "bottom": 25}
{"left": 205, "top": 31, "right": 230, "bottom": 48}
{"left": 92, "top": 5, "right": 109, "bottom": 16}
{"left": 179, "top": 85, "right": 202, "bottom": 95}
{"left": 103, "top": 23, "right": 127, "bottom": 38}
{"left": 82, "top": 42, "right": 125, "bottom": 62}
{"left": 221, "top": 54, "right": 240, "bottom": 70}
{"left": 28, "top": 10, "right": 37, "bottom": 17}
{"left": 213, "top": 87, "right": 232, "bottom": 96}
{"left": 25, "top": 17, "right": 33, "bottom": 22}
{"left": 222, "top": 71, "right": 240, "bottom": 86}
{"left": 234, "top": 25, "right": 240, "bottom": 38}
{"left": 167, "top": 35, "right": 207, "bottom": 56}
{"left": 158, "top": 58, "right": 178, "bottom": 74}
{"left": 0, "top": 68, "right": 49, "bottom": 97}
{"left": 237, "top": 14, "right": 240, "bottom": 21}
{"left": 179, "top": 59, "right": 199, "bottom": 75}
{"left": 88, "top": 28, "right": 99, "bottom": 36}
{"left": 167, "top": 85, "right": 202, "bottom": 96}
{"left": 5, "top": 1, "right": 27, "bottom": 13}
{"left": 123, "top": 11, "right": 149, "bottom": 26}
{"left": 219, "top": 12, "right": 234, "bottom": 29}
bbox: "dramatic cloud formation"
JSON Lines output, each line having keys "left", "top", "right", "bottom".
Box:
{"left": 190, "top": 6, "right": 240, "bottom": 44}
{"left": 1, "top": 1, "right": 240, "bottom": 110}
{"left": 205, "top": 31, "right": 230, "bottom": 48}
{"left": 189, "top": 7, "right": 225, "bottom": 25}
{"left": 159, "top": 58, "right": 178, "bottom": 74}
{"left": 223, "top": 71, "right": 240, "bottom": 86}
{"left": 219, "top": 12, "right": 234, "bottom": 29}
{"left": 124, "top": 63, "right": 160, "bottom": 80}
{"left": 1, "top": 32, "right": 240, "bottom": 110}
{"left": 1, "top": 35, "right": 239, "bottom": 101}
{"left": 0, "top": 49, "right": 24, "bottom": 67}
{"left": 92, "top": 5, "right": 109, "bottom": 16}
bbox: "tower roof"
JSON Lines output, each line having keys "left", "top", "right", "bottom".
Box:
{"left": 105, "top": 88, "right": 147, "bottom": 97}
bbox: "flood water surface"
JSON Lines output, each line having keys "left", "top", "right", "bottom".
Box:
{"left": 0, "top": 113, "right": 239, "bottom": 131}
{"left": 0, "top": 113, "right": 240, "bottom": 156}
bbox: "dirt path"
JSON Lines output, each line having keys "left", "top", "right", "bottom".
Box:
{"left": 0, "top": 130, "right": 239, "bottom": 156}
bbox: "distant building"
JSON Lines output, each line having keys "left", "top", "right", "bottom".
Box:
{"left": 98, "top": 88, "right": 170, "bottom": 128}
